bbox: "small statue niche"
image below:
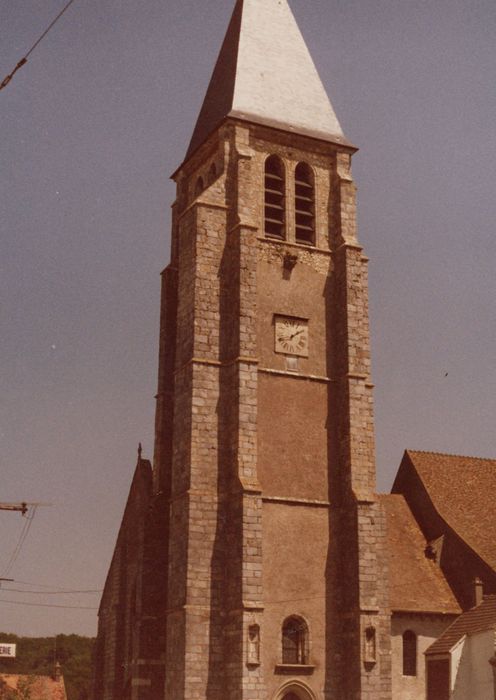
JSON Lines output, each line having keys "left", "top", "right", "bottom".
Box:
{"left": 247, "top": 624, "right": 261, "bottom": 666}
{"left": 364, "top": 626, "right": 377, "bottom": 666}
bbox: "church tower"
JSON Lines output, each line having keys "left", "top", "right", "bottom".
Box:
{"left": 152, "top": 1, "right": 392, "bottom": 698}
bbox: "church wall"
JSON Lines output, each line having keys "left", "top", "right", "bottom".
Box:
{"left": 92, "top": 460, "right": 153, "bottom": 700}
{"left": 258, "top": 374, "right": 329, "bottom": 501}
{"left": 164, "top": 193, "right": 229, "bottom": 699}
{"left": 262, "top": 501, "right": 329, "bottom": 700}
{"left": 256, "top": 252, "right": 332, "bottom": 377}
{"left": 391, "top": 613, "right": 456, "bottom": 700}
{"left": 253, "top": 133, "right": 335, "bottom": 505}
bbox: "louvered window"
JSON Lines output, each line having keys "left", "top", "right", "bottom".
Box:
{"left": 294, "top": 162, "right": 315, "bottom": 245}
{"left": 264, "top": 155, "right": 285, "bottom": 240}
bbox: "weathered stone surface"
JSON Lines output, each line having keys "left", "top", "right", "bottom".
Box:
{"left": 93, "top": 2, "right": 392, "bottom": 698}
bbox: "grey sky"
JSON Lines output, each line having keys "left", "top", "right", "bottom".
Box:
{"left": 0, "top": 0, "right": 495, "bottom": 638}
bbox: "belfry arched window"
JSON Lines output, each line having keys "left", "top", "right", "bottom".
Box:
{"left": 294, "top": 162, "right": 315, "bottom": 245}
{"left": 264, "top": 155, "right": 285, "bottom": 240}
{"left": 282, "top": 616, "right": 308, "bottom": 665}
{"left": 402, "top": 630, "right": 417, "bottom": 676}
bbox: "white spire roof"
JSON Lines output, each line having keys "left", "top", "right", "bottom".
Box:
{"left": 186, "top": 0, "right": 348, "bottom": 159}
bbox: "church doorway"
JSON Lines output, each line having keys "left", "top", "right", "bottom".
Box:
{"left": 275, "top": 682, "right": 316, "bottom": 700}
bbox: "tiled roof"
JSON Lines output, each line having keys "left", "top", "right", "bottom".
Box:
{"left": 0, "top": 673, "right": 67, "bottom": 700}
{"left": 380, "top": 494, "right": 461, "bottom": 614}
{"left": 405, "top": 450, "right": 496, "bottom": 570}
{"left": 426, "top": 595, "right": 496, "bottom": 655}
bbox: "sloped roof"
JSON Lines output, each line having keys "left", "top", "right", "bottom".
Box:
{"left": 0, "top": 673, "right": 67, "bottom": 700}
{"left": 426, "top": 595, "right": 496, "bottom": 655}
{"left": 186, "top": 0, "right": 349, "bottom": 159}
{"left": 403, "top": 450, "right": 496, "bottom": 571}
{"left": 380, "top": 494, "right": 460, "bottom": 614}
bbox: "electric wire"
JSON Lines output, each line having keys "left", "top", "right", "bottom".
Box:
{"left": 0, "top": 598, "right": 98, "bottom": 611}
{"left": 1, "top": 506, "right": 37, "bottom": 575}
{"left": 12, "top": 579, "right": 93, "bottom": 591}
{"left": 1, "top": 506, "right": 38, "bottom": 577}
{"left": 1, "top": 588, "right": 102, "bottom": 595}
{"left": 0, "top": 518, "right": 29, "bottom": 576}
{"left": 1, "top": 0, "right": 78, "bottom": 91}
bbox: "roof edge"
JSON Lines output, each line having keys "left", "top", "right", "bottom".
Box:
{"left": 173, "top": 113, "right": 357, "bottom": 178}
{"left": 392, "top": 608, "right": 461, "bottom": 616}
{"left": 406, "top": 448, "right": 496, "bottom": 463}
{"left": 402, "top": 450, "right": 496, "bottom": 572}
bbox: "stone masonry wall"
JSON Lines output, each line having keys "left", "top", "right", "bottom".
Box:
{"left": 92, "top": 458, "right": 153, "bottom": 700}
{"left": 152, "top": 117, "right": 391, "bottom": 700}
{"left": 328, "top": 151, "right": 391, "bottom": 700}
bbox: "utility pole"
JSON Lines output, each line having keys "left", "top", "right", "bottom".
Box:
{"left": 0, "top": 503, "right": 29, "bottom": 515}
{"left": 0, "top": 502, "right": 50, "bottom": 515}
{"left": 0, "top": 502, "right": 49, "bottom": 581}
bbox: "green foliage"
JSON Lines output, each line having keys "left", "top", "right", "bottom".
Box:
{"left": 0, "top": 634, "right": 94, "bottom": 700}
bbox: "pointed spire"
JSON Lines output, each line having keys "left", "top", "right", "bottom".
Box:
{"left": 186, "top": 0, "right": 349, "bottom": 159}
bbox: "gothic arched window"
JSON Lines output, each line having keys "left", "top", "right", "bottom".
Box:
{"left": 294, "top": 162, "right": 315, "bottom": 246}
{"left": 195, "top": 176, "right": 204, "bottom": 197}
{"left": 403, "top": 630, "right": 417, "bottom": 676}
{"left": 282, "top": 616, "right": 308, "bottom": 665}
{"left": 264, "top": 155, "right": 285, "bottom": 240}
{"left": 208, "top": 162, "right": 217, "bottom": 184}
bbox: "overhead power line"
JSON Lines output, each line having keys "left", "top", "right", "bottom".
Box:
{"left": 0, "top": 598, "right": 98, "bottom": 611}
{"left": 1, "top": 506, "right": 38, "bottom": 577}
{"left": 1, "top": 588, "right": 101, "bottom": 595}
{"left": 13, "top": 579, "right": 98, "bottom": 592}
{"left": 1, "top": 0, "right": 78, "bottom": 91}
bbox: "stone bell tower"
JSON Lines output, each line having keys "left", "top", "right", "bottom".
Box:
{"left": 153, "top": 1, "right": 392, "bottom": 699}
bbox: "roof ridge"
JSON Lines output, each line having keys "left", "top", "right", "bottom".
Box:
{"left": 406, "top": 449, "right": 496, "bottom": 463}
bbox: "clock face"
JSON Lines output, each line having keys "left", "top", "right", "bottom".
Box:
{"left": 274, "top": 316, "right": 309, "bottom": 357}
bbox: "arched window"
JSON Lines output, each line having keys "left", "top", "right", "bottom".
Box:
{"left": 208, "top": 162, "right": 217, "bottom": 184}
{"left": 264, "top": 155, "right": 285, "bottom": 240}
{"left": 194, "top": 176, "right": 204, "bottom": 197}
{"left": 294, "top": 162, "right": 315, "bottom": 246}
{"left": 403, "top": 630, "right": 417, "bottom": 676}
{"left": 282, "top": 616, "right": 308, "bottom": 665}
